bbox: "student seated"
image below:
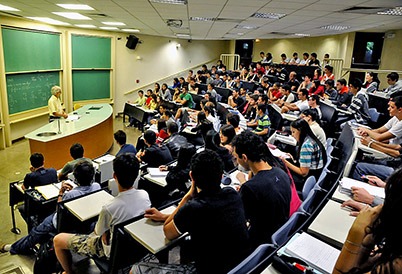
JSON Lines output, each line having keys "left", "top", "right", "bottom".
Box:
{"left": 204, "top": 130, "right": 235, "bottom": 172}
{"left": 280, "top": 118, "right": 327, "bottom": 191}
{"left": 281, "top": 88, "right": 309, "bottom": 115}
{"left": 58, "top": 143, "right": 92, "bottom": 181}
{"left": 162, "top": 122, "right": 189, "bottom": 159}
{"left": 1, "top": 160, "right": 100, "bottom": 255}
{"left": 130, "top": 150, "right": 251, "bottom": 274}
{"left": 136, "top": 130, "right": 173, "bottom": 168}
{"left": 54, "top": 154, "right": 151, "bottom": 273}
{"left": 114, "top": 130, "right": 137, "bottom": 157}
{"left": 22, "top": 152, "right": 58, "bottom": 190}
{"left": 232, "top": 131, "right": 292, "bottom": 248}
{"left": 333, "top": 168, "right": 402, "bottom": 274}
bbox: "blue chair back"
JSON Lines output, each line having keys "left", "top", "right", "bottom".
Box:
{"left": 227, "top": 243, "right": 277, "bottom": 274}
{"left": 271, "top": 211, "right": 309, "bottom": 247}
{"left": 302, "top": 175, "right": 317, "bottom": 201}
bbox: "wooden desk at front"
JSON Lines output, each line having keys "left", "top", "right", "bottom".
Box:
{"left": 24, "top": 104, "right": 114, "bottom": 170}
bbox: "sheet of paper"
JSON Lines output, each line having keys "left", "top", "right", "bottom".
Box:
{"left": 340, "top": 177, "right": 385, "bottom": 199}
{"left": 66, "top": 114, "right": 80, "bottom": 121}
{"left": 147, "top": 167, "right": 169, "bottom": 177}
{"left": 285, "top": 232, "right": 340, "bottom": 274}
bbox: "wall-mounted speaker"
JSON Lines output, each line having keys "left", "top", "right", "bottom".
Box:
{"left": 126, "top": 35, "right": 139, "bottom": 50}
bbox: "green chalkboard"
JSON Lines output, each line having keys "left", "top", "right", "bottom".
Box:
{"left": 72, "top": 71, "right": 110, "bottom": 101}
{"left": 7, "top": 72, "right": 60, "bottom": 114}
{"left": 2, "top": 28, "right": 61, "bottom": 73}
{"left": 72, "top": 35, "right": 111, "bottom": 68}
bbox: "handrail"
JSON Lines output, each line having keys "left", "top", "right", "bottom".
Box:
{"left": 341, "top": 67, "right": 402, "bottom": 78}
{"left": 124, "top": 58, "right": 218, "bottom": 95}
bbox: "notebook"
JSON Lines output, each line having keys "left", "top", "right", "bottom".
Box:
{"left": 147, "top": 167, "right": 169, "bottom": 177}
{"left": 284, "top": 232, "right": 340, "bottom": 274}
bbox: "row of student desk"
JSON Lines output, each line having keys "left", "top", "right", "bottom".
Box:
{"left": 9, "top": 153, "right": 116, "bottom": 234}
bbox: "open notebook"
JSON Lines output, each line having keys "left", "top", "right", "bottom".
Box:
{"left": 35, "top": 180, "right": 77, "bottom": 200}
{"left": 284, "top": 232, "right": 340, "bottom": 274}
{"left": 339, "top": 177, "right": 385, "bottom": 199}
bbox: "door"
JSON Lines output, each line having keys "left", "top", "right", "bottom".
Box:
{"left": 235, "top": 40, "right": 254, "bottom": 68}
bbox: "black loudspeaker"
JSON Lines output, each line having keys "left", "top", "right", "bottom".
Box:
{"left": 126, "top": 35, "right": 139, "bottom": 50}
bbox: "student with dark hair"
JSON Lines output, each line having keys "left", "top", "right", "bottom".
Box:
{"left": 384, "top": 72, "right": 402, "bottom": 95}
{"left": 280, "top": 118, "right": 327, "bottom": 190}
{"left": 281, "top": 88, "right": 309, "bottom": 114}
{"left": 155, "top": 119, "right": 169, "bottom": 144}
{"left": 190, "top": 111, "right": 214, "bottom": 143}
{"left": 344, "top": 78, "right": 370, "bottom": 125}
{"left": 114, "top": 130, "right": 137, "bottom": 157}
{"left": 219, "top": 124, "right": 236, "bottom": 151}
{"left": 204, "top": 130, "right": 235, "bottom": 172}
{"left": 232, "top": 131, "right": 292, "bottom": 247}
{"left": 136, "top": 130, "right": 173, "bottom": 167}
{"left": 132, "top": 150, "right": 250, "bottom": 274}
{"left": 299, "top": 52, "right": 309, "bottom": 66}
{"left": 334, "top": 167, "right": 402, "bottom": 274}
{"left": 159, "top": 144, "right": 197, "bottom": 194}
{"left": 163, "top": 122, "right": 189, "bottom": 159}
{"left": 307, "top": 94, "right": 322, "bottom": 119}
{"left": 243, "top": 93, "right": 259, "bottom": 121}
{"left": 309, "top": 52, "right": 320, "bottom": 67}
{"left": 59, "top": 143, "right": 92, "bottom": 181}
{"left": 2, "top": 160, "right": 100, "bottom": 255}
{"left": 320, "top": 65, "right": 335, "bottom": 85}
{"left": 226, "top": 112, "right": 244, "bottom": 134}
{"left": 252, "top": 104, "right": 270, "bottom": 139}
{"left": 300, "top": 108, "right": 326, "bottom": 146}
{"left": 22, "top": 153, "right": 57, "bottom": 190}
{"left": 324, "top": 79, "right": 337, "bottom": 100}
{"left": 362, "top": 72, "right": 380, "bottom": 93}
{"left": 308, "top": 79, "right": 325, "bottom": 96}
{"left": 54, "top": 154, "right": 151, "bottom": 273}
{"left": 333, "top": 78, "right": 352, "bottom": 107}
{"left": 159, "top": 83, "right": 172, "bottom": 101}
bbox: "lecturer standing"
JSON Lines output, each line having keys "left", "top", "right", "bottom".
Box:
{"left": 48, "top": 85, "right": 68, "bottom": 122}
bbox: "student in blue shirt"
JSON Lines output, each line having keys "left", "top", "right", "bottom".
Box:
{"left": 114, "top": 130, "right": 137, "bottom": 157}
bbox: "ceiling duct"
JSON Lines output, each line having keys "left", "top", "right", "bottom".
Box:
{"left": 166, "top": 19, "right": 183, "bottom": 28}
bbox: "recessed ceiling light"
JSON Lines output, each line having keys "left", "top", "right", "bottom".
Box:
{"left": 252, "top": 12, "right": 286, "bottom": 19}
{"left": 27, "top": 17, "right": 70, "bottom": 25}
{"left": 149, "top": 0, "right": 187, "bottom": 4}
{"left": 321, "top": 25, "right": 351, "bottom": 31}
{"left": 100, "top": 26, "right": 119, "bottom": 30}
{"left": 294, "top": 33, "right": 310, "bottom": 37}
{"left": 75, "top": 24, "right": 97, "bottom": 28}
{"left": 122, "top": 29, "right": 140, "bottom": 32}
{"left": 378, "top": 7, "right": 402, "bottom": 16}
{"left": 236, "top": 25, "right": 258, "bottom": 30}
{"left": 57, "top": 4, "right": 94, "bottom": 10}
{"left": 102, "top": 22, "right": 126, "bottom": 26}
{"left": 190, "top": 17, "right": 214, "bottom": 21}
{"left": 0, "top": 4, "right": 20, "bottom": 11}
{"left": 176, "top": 33, "right": 190, "bottom": 38}
{"left": 52, "top": 12, "right": 91, "bottom": 20}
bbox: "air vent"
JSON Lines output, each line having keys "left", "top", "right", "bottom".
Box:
{"left": 269, "top": 32, "right": 292, "bottom": 36}
{"left": 166, "top": 19, "right": 183, "bottom": 28}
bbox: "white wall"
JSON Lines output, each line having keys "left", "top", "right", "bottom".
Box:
{"left": 114, "top": 35, "right": 228, "bottom": 113}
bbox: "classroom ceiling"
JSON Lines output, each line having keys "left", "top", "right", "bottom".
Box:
{"left": 1, "top": 0, "right": 402, "bottom": 40}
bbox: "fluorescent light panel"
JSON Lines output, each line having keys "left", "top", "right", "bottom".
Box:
{"left": 150, "top": 0, "right": 187, "bottom": 4}
{"left": 0, "top": 4, "right": 20, "bottom": 11}
{"left": 377, "top": 7, "right": 402, "bottom": 16}
{"left": 236, "top": 25, "right": 258, "bottom": 29}
{"left": 294, "top": 33, "right": 310, "bottom": 37}
{"left": 27, "top": 17, "right": 70, "bottom": 25}
{"left": 100, "top": 26, "right": 119, "bottom": 30}
{"left": 176, "top": 33, "right": 190, "bottom": 37}
{"left": 252, "top": 12, "right": 286, "bottom": 19}
{"left": 102, "top": 22, "right": 126, "bottom": 26}
{"left": 122, "top": 29, "right": 140, "bottom": 32}
{"left": 57, "top": 4, "right": 94, "bottom": 10}
{"left": 52, "top": 12, "right": 91, "bottom": 20}
{"left": 75, "top": 24, "right": 97, "bottom": 28}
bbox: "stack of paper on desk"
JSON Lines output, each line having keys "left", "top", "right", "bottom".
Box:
{"left": 35, "top": 180, "right": 77, "bottom": 200}
{"left": 147, "top": 168, "right": 169, "bottom": 177}
{"left": 284, "top": 232, "right": 340, "bottom": 274}
{"left": 340, "top": 177, "right": 385, "bottom": 199}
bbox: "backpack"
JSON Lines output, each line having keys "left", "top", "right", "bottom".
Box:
{"left": 33, "top": 237, "right": 61, "bottom": 274}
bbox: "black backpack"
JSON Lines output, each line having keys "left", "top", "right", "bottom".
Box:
{"left": 33, "top": 237, "right": 62, "bottom": 274}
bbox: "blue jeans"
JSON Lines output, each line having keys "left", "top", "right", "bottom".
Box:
{"left": 10, "top": 213, "right": 57, "bottom": 255}
{"left": 352, "top": 162, "right": 394, "bottom": 181}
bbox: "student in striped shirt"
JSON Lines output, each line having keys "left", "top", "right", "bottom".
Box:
{"left": 252, "top": 104, "right": 270, "bottom": 140}
{"left": 280, "top": 118, "right": 327, "bottom": 191}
